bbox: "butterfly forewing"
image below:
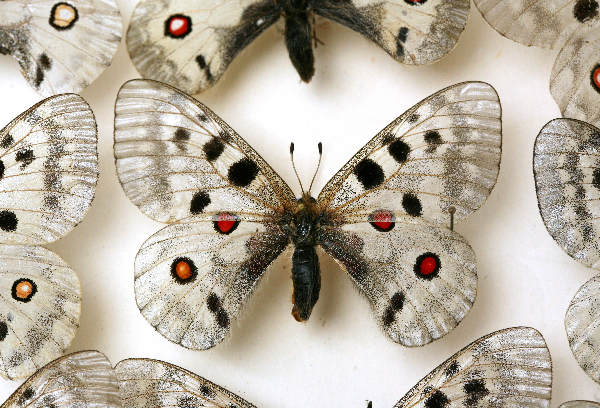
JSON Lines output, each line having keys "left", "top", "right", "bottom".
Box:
{"left": 320, "top": 216, "right": 476, "bottom": 346}
{"left": 0, "top": 0, "right": 122, "bottom": 95}
{"left": 0, "top": 351, "right": 120, "bottom": 407}
{"left": 0, "top": 93, "right": 98, "bottom": 245}
{"left": 114, "top": 79, "right": 296, "bottom": 224}
{"left": 126, "top": 0, "right": 280, "bottom": 94}
{"left": 115, "top": 358, "right": 257, "bottom": 408}
{"left": 318, "top": 81, "right": 501, "bottom": 225}
{"left": 394, "top": 327, "right": 552, "bottom": 407}
{"left": 534, "top": 118, "right": 600, "bottom": 268}
{"left": 134, "top": 218, "right": 288, "bottom": 349}
{"left": 312, "top": 0, "right": 469, "bottom": 65}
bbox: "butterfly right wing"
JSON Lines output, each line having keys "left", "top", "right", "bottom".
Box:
{"left": 0, "top": 351, "right": 120, "bottom": 407}
{"left": 394, "top": 327, "right": 552, "bottom": 407}
{"left": 126, "top": 0, "right": 281, "bottom": 94}
{"left": 533, "top": 118, "right": 600, "bottom": 269}
{"left": 115, "top": 358, "right": 256, "bottom": 407}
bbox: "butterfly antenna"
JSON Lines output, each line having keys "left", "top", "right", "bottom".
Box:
{"left": 290, "top": 142, "right": 305, "bottom": 195}
{"left": 308, "top": 142, "right": 323, "bottom": 194}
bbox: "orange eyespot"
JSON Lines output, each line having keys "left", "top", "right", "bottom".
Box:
{"left": 11, "top": 278, "right": 37, "bottom": 302}
{"left": 175, "top": 261, "right": 193, "bottom": 280}
{"left": 170, "top": 257, "right": 197, "bottom": 284}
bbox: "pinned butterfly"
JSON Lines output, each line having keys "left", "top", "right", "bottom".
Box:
{"left": 0, "top": 0, "right": 122, "bottom": 95}
{"left": 114, "top": 79, "right": 502, "bottom": 350}
{"left": 126, "top": 0, "right": 470, "bottom": 94}
{"left": 474, "top": 0, "right": 600, "bottom": 126}
{"left": 0, "top": 95, "right": 98, "bottom": 380}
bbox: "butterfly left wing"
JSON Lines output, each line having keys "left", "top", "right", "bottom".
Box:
{"left": 1, "top": 351, "right": 120, "bottom": 407}
{"left": 115, "top": 358, "right": 256, "bottom": 407}
{"left": 312, "top": 0, "right": 469, "bottom": 65}
{"left": 394, "top": 327, "right": 552, "bottom": 407}
{"left": 0, "top": 0, "right": 122, "bottom": 95}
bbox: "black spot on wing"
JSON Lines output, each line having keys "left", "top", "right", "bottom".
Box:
{"left": 196, "top": 54, "right": 207, "bottom": 69}
{"left": 0, "top": 134, "right": 13, "bottom": 149}
{"left": 425, "top": 130, "right": 442, "bottom": 144}
{"left": 196, "top": 54, "right": 214, "bottom": 81}
{"left": 228, "top": 158, "right": 259, "bottom": 187}
{"left": 574, "top": 0, "right": 599, "bottom": 22}
{"left": 0, "top": 321, "right": 7, "bottom": 341}
{"left": 0, "top": 210, "right": 18, "bottom": 231}
{"left": 382, "top": 306, "right": 395, "bottom": 326}
{"left": 200, "top": 385, "right": 214, "bottom": 398}
{"left": 173, "top": 128, "right": 190, "bottom": 151}
{"left": 203, "top": 137, "right": 225, "bottom": 161}
{"left": 206, "top": 293, "right": 230, "bottom": 328}
{"left": 444, "top": 361, "right": 459, "bottom": 377}
{"left": 354, "top": 158, "right": 384, "bottom": 189}
{"left": 396, "top": 27, "right": 409, "bottom": 57}
{"left": 464, "top": 379, "right": 489, "bottom": 406}
{"left": 388, "top": 139, "right": 410, "bottom": 163}
{"left": 18, "top": 387, "right": 35, "bottom": 405}
{"left": 15, "top": 148, "right": 34, "bottom": 168}
{"left": 425, "top": 390, "right": 450, "bottom": 408}
{"left": 39, "top": 53, "right": 51, "bottom": 69}
{"left": 190, "top": 191, "right": 210, "bottom": 214}
{"left": 408, "top": 113, "right": 419, "bottom": 123}
{"left": 593, "top": 168, "right": 600, "bottom": 190}
{"left": 0, "top": 160, "right": 4, "bottom": 179}
{"left": 390, "top": 291, "right": 404, "bottom": 310}
{"left": 402, "top": 193, "right": 422, "bottom": 216}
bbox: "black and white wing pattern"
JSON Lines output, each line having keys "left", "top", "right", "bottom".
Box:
{"left": 114, "top": 79, "right": 295, "bottom": 349}
{"left": 394, "top": 327, "right": 552, "bottom": 407}
{"left": 561, "top": 403, "right": 600, "bottom": 408}
{"left": 0, "top": 351, "right": 120, "bottom": 407}
{"left": 312, "top": 0, "right": 470, "bottom": 65}
{"left": 565, "top": 275, "right": 600, "bottom": 384}
{"left": 127, "top": 0, "right": 281, "bottom": 95}
{"left": 116, "top": 358, "right": 256, "bottom": 408}
{"left": 317, "top": 82, "right": 501, "bottom": 346}
{"left": 534, "top": 118, "right": 600, "bottom": 269}
{"left": 0, "top": 0, "right": 122, "bottom": 95}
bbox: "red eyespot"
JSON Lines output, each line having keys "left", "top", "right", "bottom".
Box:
{"left": 170, "top": 257, "right": 197, "bottom": 284}
{"left": 414, "top": 252, "right": 440, "bottom": 280}
{"left": 370, "top": 210, "right": 395, "bottom": 232}
{"left": 592, "top": 65, "right": 600, "bottom": 93}
{"left": 165, "top": 14, "right": 192, "bottom": 38}
{"left": 213, "top": 213, "right": 240, "bottom": 234}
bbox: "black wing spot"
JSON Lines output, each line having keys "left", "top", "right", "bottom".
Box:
{"left": 203, "top": 137, "right": 225, "bottom": 162}
{"left": 39, "top": 53, "right": 51, "bottom": 70}
{"left": 207, "top": 292, "right": 221, "bottom": 313}
{"left": 574, "top": 0, "right": 599, "bottom": 21}
{"left": 390, "top": 291, "right": 404, "bottom": 311}
{"left": 397, "top": 27, "right": 409, "bottom": 43}
{"left": 402, "top": 193, "right": 422, "bottom": 216}
{"left": 0, "top": 135, "right": 13, "bottom": 149}
{"left": 388, "top": 139, "right": 410, "bottom": 163}
{"left": 354, "top": 159, "right": 384, "bottom": 190}
{"left": 174, "top": 128, "right": 190, "bottom": 142}
{"left": 404, "top": 0, "right": 427, "bottom": 5}
{"left": 382, "top": 306, "right": 395, "bottom": 326}
{"left": 414, "top": 252, "right": 441, "bottom": 280}
{"left": 424, "top": 130, "right": 442, "bottom": 145}
{"left": 216, "top": 309, "right": 230, "bottom": 328}
{"left": 196, "top": 54, "right": 207, "bottom": 69}
{"left": 170, "top": 257, "right": 198, "bottom": 284}
{"left": 0, "top": 160, "right": 5, "bottom": 179}
{"left": 0, "top": 210, "right": 18, "bottom": 231}
{"left": 425, "top": 390, "right": 450, "bottom": 408}
{"left": 464, "top": 379, "right": 490, "bottom": 406}
{"left": 34, "top": 66, "right": 44, "bottom": 88}
{"left": 228, "top": 158, "right": 259, "bottom": 187}
{"left": 0, "top": 321, "right": 7, "bottom": 341}
{"left": 18, "top": 387, "right": 35, "bottom": 405}
{"left": 200, "top": 385, "right": 214, "bottom": 398}
{"left": 408, "top": 113, "right": 419, "bottom": 123}
{"left": 15, "top": 148, "right": 35, "bottom": 168}
{"left": 190, "top": 191, "right": 210, "bottom": 214}
{"left": 592, "top": 168, "right": 600, "bottom": 190}
{"left": 444, "top": 361, "right": 459, "bottom": 377}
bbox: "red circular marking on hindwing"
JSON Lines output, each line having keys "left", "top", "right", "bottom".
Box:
{"left": 370, "top": 210, "right": 395, "bottom": 232}
{"left": 175, "top": 261, "right": 193, "bottom": 280}
{"left": 592, "top": 65, "right": 600, "bottom": 92}
{"left": 165, "top": 14, "right": 192, "bottom": 38}
{"left": 214, "top": 213, "right": 240, "bottom": 234}
{"left": 419, "top": 256, "right": 437, "bottom": 276}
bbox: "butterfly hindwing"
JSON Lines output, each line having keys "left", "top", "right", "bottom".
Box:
{"left": 394, "top": 327, "right": 552, "bottom": 407}
{"left": 533, "top": 118, "right": 600, "bottom": 269}
{"left": 0, "top": 93, "right": 98, "bottom": 245}
{"left": 126, "top": 0, "right": 280, "bottom": 94}
{"left": 312, "top": 0, "right": 470, "bottom": 65}
{"left": 114, "top": 79, "right": 296, "bottom": 224}
{"left": 134, "top": 218, "right": 288, "bottom": 349}
{"left": 115, "top": 358, "right": 257, "bottom": 408}
{"left": 0, "top": 351, "right": 120, "bottom": 407}
{"left": 0, "top": 0, "right": 122, "bottom": 95}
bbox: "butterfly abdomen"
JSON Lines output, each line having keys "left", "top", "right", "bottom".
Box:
{"left": 291, "top": 245, "right": 321, "bottom": 322}
{"left": 282, "top": 1, "right": 315, "bottom": 82}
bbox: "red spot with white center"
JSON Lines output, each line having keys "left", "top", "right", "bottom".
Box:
{"left": 214, "top": 213, "right": 240, "bottom": 234}
{"left": 592, "top": 65, "right": 600, "bottom": 92}
{"left": 370, "top": 210, "right": 395, "bottom": 232}
{"left": 165, "top": 14, "right": 192, "bottom": 38}
{"left": 414, "top": 252, "right": 440, "bottom": 280}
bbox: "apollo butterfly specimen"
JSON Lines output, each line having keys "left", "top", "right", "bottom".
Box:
{"left": 114, "top": 79, "right": 502, "bottom": 350}
{"left": 0, "top": 94, "right": 98, "bottom": 379}
{"left": 126, "top": 0, "right": 470, "bottom": 94}
{"left": 0, "top": 0, "right": 122, "bottom": 96}
{"left": 474, "top": 0, "right": 600, "bottom": 126}
{"left": 0, "top": 350, "right": 256, "bottom": 407}
{"left": 534, "top": 117, "right": 600, "bottom": 387}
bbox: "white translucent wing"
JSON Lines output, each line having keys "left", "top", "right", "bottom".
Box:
{"left": 394, "top": 327, "right": 552, "bottom": 407}
{"left": 318, "top": 81, "right": 501, "bottom": 225}
{"left": 134, "top": 218, "right": 288, "bottom": 349}
{"left": 115, "top": 358, "right": 256, "bottom": 408}
{"left": 551, "top": 25, "right": 600, "bottom": 126}
{"left": 127, "top": 0, "right": 280, "bottom": 94}
{"left": 0, "top": 244, "right": 80, "bottom": 380}
{"left": 0, "top": 351, "right": 120, "bottom": 407}
{"left": 319, "top": 215, "right": 476, "bottom": 347}
{"left": 0, "top": 93, "right": 98, "bottom": 245}
{"left": 114, "top": 79, "right": 296, "bottom": 224}
{"left": 565, "top": 275, "right": 600, "bottom": 384}
{"left": 533, "top": 118, "right": 600, "bottom": 268}
{"left": 0, "top": 0, "right": 122, "bottom": 95}
{"left": 561, "top": 402, "right": 600, "bottom": 408}
{"left": 473, "top": 0, "right": 597, "bottom": 49}
{"left": 313, "top": 0, "right": 470, "bottom": 65}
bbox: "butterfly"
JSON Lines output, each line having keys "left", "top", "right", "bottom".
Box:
{"left": 534, "top": 117, "right": 600, "bottom": 386}
{"left": 113, "top": 78, "right": 502, "bottom": 350}
{"left": 125, "top": 0, "right": 471, "bottom": 94}
{"left": 0, "top": 327, "right": 555, "bottom": 407}
{"left": 0, "top": 350, "right": 256, "bottom": 407}
{"left": 0, "top": 94, "right": 98, "bottom": 380}
{"left": 474, "top": 0, "right": 600, "bottom": 126}
{"left": 0, "top": 0, "right": 122, "bottom": 96}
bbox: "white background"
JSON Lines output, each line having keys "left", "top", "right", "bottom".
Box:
{"left": 0, "top": 2, "right": 599, "bottom": 406}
